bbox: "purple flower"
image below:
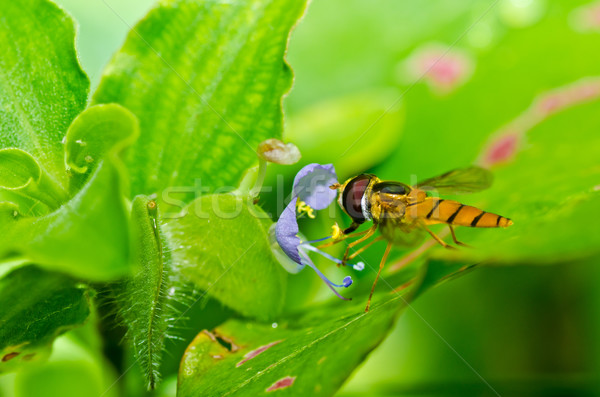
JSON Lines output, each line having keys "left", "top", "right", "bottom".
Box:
{"left": 292, "top": 163, "right": 338, "bottom": 210}
{"left": 271, "top": 163, "right": 362, "bottom": 300}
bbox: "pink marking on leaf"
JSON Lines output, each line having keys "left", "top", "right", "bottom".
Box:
{"left": 235, "top": 340, "right": 283, "bottom": 368}
{"left": 586, "top": 3, "right": 600, "bottom": 27}
{"left": 574, "top": 83, "right": 600, "bottom": 100}
{"left": 425, "top": 56, "right": 464, "bottom": 86}
{"left": 266, "top": 376, "right": 296, "bottom": 392}
{"left": 594, "top": 7, "right": 600, "bottom": 25}
{"left": 538, "top": 94, "right": 564, "bottom": 115}
{"left": 538, "top": 81, "right": 600, "bottom": 116}
{"left": 484, "top": 133, "right": 519, "bottom": 166}
{"left": 407, "top": 45, "right": 473, "bottom": 92}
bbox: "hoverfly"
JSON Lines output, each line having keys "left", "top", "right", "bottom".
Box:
{"left": 329, "top": 166, "right": 513, "bottom": 311}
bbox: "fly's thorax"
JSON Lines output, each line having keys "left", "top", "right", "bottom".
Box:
{"left": 368, "top": 181, "right": 414, "bottom": 221}
{"left": 338, "top": 174, "right": 378, "bottom": 224}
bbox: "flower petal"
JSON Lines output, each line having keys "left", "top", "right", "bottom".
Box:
{"left": 274, "top": 197, "right": 301, "bottom": 264}
{"left": 292, "top": 163, "right": 338, "bottom": 210}
{"left": 269, "top": 223, "right": 303, "bottom": 274}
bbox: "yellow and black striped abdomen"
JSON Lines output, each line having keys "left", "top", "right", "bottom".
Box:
{"left": 409, "top": 197, "right": 512, "bottom": 228}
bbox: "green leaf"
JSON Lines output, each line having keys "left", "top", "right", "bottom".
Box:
{"left": 432, "top": 100, "right": 600, "bottom": 264}
{"left": 285, "top": 90, "right": 404, "bottom": 178}
{"left": 163, "top": 194, "right": 288, "bottom": 321}
{"left": 0, "top": 149, "right": 41, "bottom": 190}
{"left": 0, "top": 265, "right": 90, "bottom": 373}
{"left": 177, "top": 267, "right": 421, "bottom": 397}
{"left": 0, "top": 202, "right": 20, "bottom": 229}
{"left": 367, "top": 1, "right": 600, "bottom": 265}
{"left": 0, "top": 158, "right": 131, "bottom": 281}
{"left": 12, "top": 332, "right": 120, "bottom": 397}
{"left": 0, "top": 0, "right": 89, "bottom": 183}
{"left": 115, "top": 194, "right": 288, "bottom": 390}
{"left": 0, "top": 149, "right": 68, "bottom": 213}
{"left": 64, "top": 104, "right": 140, "bottom": 191}
{"left": 115, "top": 195, "right": 190, "bottom": 390}
{"left": 93, "top": 0, "right": 308, "bottom": 200}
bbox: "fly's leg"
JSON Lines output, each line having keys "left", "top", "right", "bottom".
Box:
{"left": 422, "top": 224, "right": 455, "bottom": 249}
{"left": 317, "top": 222, "right": 370, "bottom": 248}
{"left": 341, "top": 224, "right": 378, "bottom": 264}
{"left": 448, "top": 225, "right": 469, "bottom": 247}
{"left": 365, "top": 241, "right": 392, "bottom": 312}
{"left": 346, "top": 236, "right": 385, "bottom": 261}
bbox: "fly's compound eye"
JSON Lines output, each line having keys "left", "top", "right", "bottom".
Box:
{"left": 374, "top": 182, "right": 409, "bottom": 196}
{"left": 341, "top": 175, "right": 371, "bottom": 223}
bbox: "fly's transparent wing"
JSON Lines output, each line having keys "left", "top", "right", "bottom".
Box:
{"left": 416, "top": 166, "right": 493, "bottom": 195}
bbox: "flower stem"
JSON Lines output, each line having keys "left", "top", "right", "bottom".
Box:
{"left": 249, "top": 158, "right": 267, "bottom": 198}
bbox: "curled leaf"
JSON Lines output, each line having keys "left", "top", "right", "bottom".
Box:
{"left": 0, "top": 148, "right": 41, "bottom": 190}
{"left": 0, "top": 148, "right": 67, "bottom": 211}
{"left": 64, "top": 104, "right": 139, "bottom": 170}
{"left": 0, "top": 0, "right": 89, "bottom": 185}
{"left": 64, "top": 104, "right": 139, "bottom": 189}
{"left": 0, "top": 158, "right": 132, "bottom": 280}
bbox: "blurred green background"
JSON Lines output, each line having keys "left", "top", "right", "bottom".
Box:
{"left": 5, "top": 0, "right": 598, "bottom": 395}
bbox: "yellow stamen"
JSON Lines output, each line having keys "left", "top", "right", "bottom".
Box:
{"left": 296, "top": 200, "right": 315, "bottom": 219}
{"left": 331, "top": 223, "right": 344, "bottom": 240}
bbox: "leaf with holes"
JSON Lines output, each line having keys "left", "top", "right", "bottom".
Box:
{"left": 175, "top": 261, "right": 442, "bottom": 397}
{"left": 0, "top": 265, "right": 90, "bottom": 373}
{"left": 370, "top": 1, "right": 600, "bottom": 265}
{"left": 430, "top": 99, "right": 600, "bottom": 265}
